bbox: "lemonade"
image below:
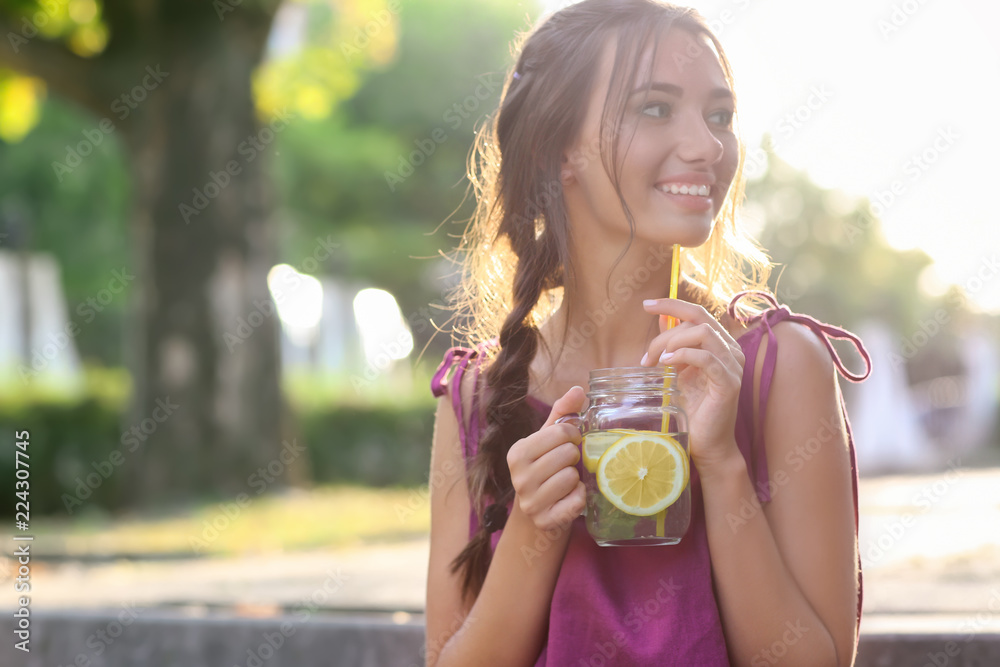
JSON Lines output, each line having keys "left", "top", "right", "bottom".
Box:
{"left": 580, "top": 430, "right": 691, "bottom": 546}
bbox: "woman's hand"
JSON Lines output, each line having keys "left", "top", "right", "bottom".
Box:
{"left": 640, "top": 298, "right": 745, "bottom": 474}
{"left": 506, "top": 386, "right": 587, "bottom": 533}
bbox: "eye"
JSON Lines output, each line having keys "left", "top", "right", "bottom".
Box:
{"left": 707, "top": 109, "right": 734, "bottom": 127}
{"left": 640, "top": 102, "right": 672, "bottom": 119}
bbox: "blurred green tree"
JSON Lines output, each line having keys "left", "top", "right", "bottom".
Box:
{"left": 746, "top": 141, "right": 935, "bottom": 335}
{"left": 0, "top": 96, "right": 130, "bottom": 366}
{"left": 272, "top": 0, "right": 529, "bottom": 348}
{"left": 0, "top": 0, "right": 398, "bottom": 504}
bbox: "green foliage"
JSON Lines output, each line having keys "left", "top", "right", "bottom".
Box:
{"left": 747, "top": 146, "right": 936, "bottom": 333}
{"left": 0, "top": 97, "right": 131, "bottom": 366}
{"left": 298, "top": 403, "right": 433, "bottom": 487}
{"left": 273, "top": 0, "right": 531, "bottom": 307}
{"left": 2, "top": 397, "right": 123, "bottom": 516}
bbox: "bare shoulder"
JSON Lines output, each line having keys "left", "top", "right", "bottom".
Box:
{"left": 770, "top": 319, "right": 836, "bottom": 384}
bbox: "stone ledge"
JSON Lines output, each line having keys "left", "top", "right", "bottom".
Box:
{"left": 2, "top": 610, "right": 999, "bottom": 666}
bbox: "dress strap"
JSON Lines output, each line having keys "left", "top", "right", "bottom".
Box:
{"left": 729, "top": 290, "right": 872, "bottom": 383}
{"left": 431, "top": 346, "right": 480, "bottom": 461}
{"left": 728, "top": 290, "right": 873, "bottom": 503}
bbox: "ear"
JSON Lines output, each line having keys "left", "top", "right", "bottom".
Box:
{"left": 560, "top": 153, "right": 576, "bottom": 186}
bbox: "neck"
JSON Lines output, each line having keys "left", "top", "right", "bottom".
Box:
{"left": 542, "top": 239, "right": 679, "bottom": 371}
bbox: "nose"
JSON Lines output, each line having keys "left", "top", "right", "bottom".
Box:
{"left": 674, "top": 110, "right": 724, "bottom": 166}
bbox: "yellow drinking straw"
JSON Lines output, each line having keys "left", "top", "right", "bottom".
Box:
{"left": 655, "top": 244, "right": 681, "bottom": 537}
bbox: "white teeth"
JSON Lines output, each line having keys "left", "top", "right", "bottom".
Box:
{"left": 658, "top": 183, "right": 711, "bottom": 196}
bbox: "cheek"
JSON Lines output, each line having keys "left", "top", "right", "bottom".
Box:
{"left": 718, "top": 135, "right": 740, "bottom": 188}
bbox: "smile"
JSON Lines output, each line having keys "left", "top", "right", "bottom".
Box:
{"left": 655, "top": 183, "right": 711, "bottom": 197}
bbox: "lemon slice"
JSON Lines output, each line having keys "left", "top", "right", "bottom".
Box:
{"left": 596, "top": 433, "right": 689, "bottom": 516}
{"left": 581, "top": 432, "right": 625, "bottom": 473}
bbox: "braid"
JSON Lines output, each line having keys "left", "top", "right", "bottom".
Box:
{"left": 449, "top": 207, "right": 561, "bottom": 602}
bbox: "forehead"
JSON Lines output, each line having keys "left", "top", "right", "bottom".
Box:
{"left": 634, "top": 27, "right": 729, "bottom": 92}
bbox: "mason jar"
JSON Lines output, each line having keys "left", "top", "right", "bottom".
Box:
{"left": 558, "top": 366, "right": 691, "bottom": 546}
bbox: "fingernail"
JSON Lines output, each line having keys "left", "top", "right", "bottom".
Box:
{"left": 640, "top": 352, "right": 649, "bottom": 365}
{"left": 659, "top": 351, "right": 674, "bottom": 364}
{"left": 643, "top": 299, "right": 657, "bottom": 307}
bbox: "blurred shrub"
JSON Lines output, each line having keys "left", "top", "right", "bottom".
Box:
{"left": 298, "top": 405, "right": 433, "bottom": 487}
{"left": 1, "top": 370, "right": 436, "bottom": 517}
{"left": 1, "top": 397, "right": 123, "bottom": 516}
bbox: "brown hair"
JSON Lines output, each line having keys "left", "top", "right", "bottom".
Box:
{"left": 446, "top": 0, "right": 772, "bottom": 603}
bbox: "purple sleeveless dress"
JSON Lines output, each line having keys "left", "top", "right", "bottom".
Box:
{"left": 430, "top": 291, "right": 872, "bottom": 666}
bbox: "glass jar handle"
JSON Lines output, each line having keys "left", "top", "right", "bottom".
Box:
{"left": 555, "top": 412, "right": 587, "bottom": 518}
{"left": 554, "top": 412, "right": 583, "bottom": 433}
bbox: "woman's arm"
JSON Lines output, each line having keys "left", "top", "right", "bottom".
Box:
{"left": 425, "top": 384, "right": 585, "bottom": 667}
{"left": 700, "top": 320, "right": 859, "bottom": 667}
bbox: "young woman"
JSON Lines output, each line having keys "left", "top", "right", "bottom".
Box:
{"left": 425, "top": 1, "right": 872, "bottom": 665}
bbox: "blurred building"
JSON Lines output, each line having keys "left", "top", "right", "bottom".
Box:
{"left": 850, "top": 318, "right": 1000, "bottom": 474}
{"left": 0, "top": 249, "right": 84, "bottom": 391}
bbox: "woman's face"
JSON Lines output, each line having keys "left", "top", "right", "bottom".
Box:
{"left": 561, "top": 27, "right": 739, "bottom": 249}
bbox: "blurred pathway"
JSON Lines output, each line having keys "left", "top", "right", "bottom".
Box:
{"left": 5, "top": 467, "right": 1000, "bottom": 624}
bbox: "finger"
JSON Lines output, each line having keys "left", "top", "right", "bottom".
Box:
{"left": 531, "top": 440, "right": 581, "bottom": 479}
{"left": 542, "top": 385, "right": 586, "bottom": 428}
{"left": 522, "top": 466, "right": 580, "bottom": 517}
{"left": 642, "top": 323, "right": 744, "bottom": 369}
{"left": 516, "top": 422, "right": 582, "bottom": 465}
{"left": 540, "top": 480, "right": 586, "bottom": 529}
{"left": 659, "top": 347, "right": 742, "bottom": 388}
{"left": 511, "top": 440, "right": 578, "bottom": 500}
{"left": 644, "top": 298, "right": 735, "bottom": 342}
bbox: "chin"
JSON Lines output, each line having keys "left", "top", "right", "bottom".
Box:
{"left": 646, "top": 219, "right": 714, "bottom": 248}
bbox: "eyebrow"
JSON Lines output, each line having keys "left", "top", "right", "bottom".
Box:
{"left": 631, "top": 82, "right": 733, "bottom": 100}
